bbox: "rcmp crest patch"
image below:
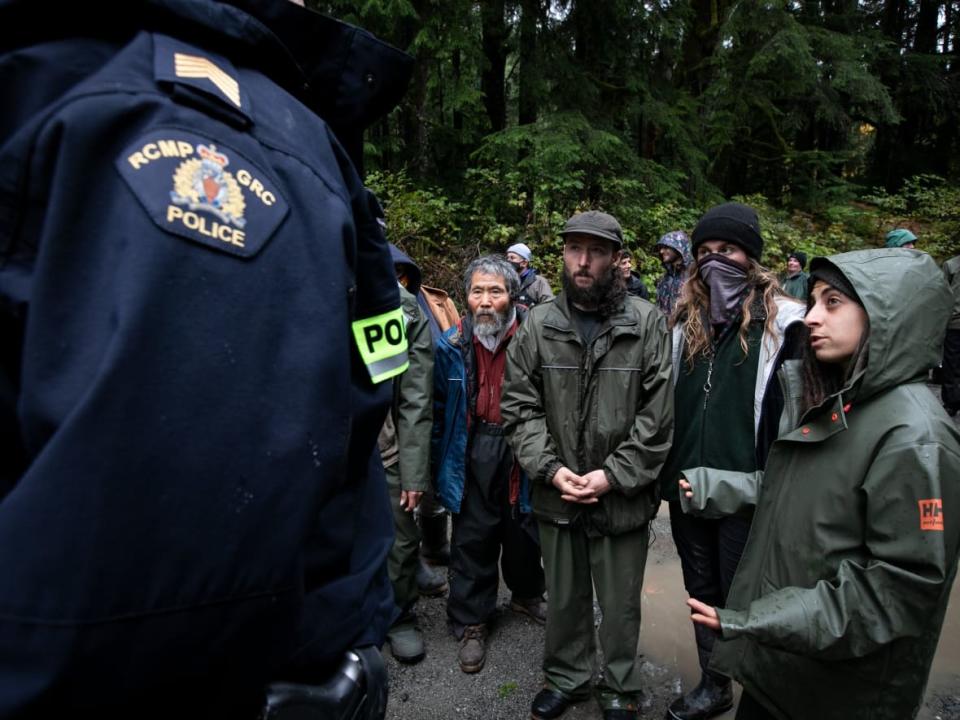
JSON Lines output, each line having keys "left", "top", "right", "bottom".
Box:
{"left": 116, "top": 130, "right": 288, "bottom": 258}
{"left": 170, "top": 144, "right": 246, "bottom": 228}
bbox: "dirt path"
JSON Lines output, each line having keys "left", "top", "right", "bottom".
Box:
{"left": 385, "top": 503, "right": 960, "bottom": 719}
{"left": 385, "top": 407, "right": 960, "bottom": 719}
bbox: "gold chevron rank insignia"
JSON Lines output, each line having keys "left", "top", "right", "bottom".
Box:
{"left": 174, "top": 53, "right": 241, "bottom": 108}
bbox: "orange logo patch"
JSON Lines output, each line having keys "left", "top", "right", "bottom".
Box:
{"left": 919, "top": 499, "right": 944, "bottom": 531}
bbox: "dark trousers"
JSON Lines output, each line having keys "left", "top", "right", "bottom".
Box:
{"left": 447, "top": 424, "right": 545, "bottom": 636}
{"left": 943, "top": 328, "right": 960, "bottom": 412}
{"left": 669, "top": 501, "right": 751, "bottom": 680}
{"left": 735, "top": 691, "right": 778, "bottom": 720}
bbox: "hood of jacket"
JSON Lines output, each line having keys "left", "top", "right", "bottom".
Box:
{"left": 812, "top": 249, "right": 952, "bottom": 403}
{"left": 654, "top": 231, "right": 693, "bottom": 270}
{"left": 389, "top": 244, "right": 422, "bottom": 297}
{"left": 0, "top": 0, "right": 413, "bottom": 171}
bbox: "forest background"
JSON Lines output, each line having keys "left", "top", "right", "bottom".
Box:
{"left": 310, "top": 0, "right": 960, "bottom": 301}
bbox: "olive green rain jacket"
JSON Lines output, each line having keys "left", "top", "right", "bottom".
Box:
{"left": 944, "top": 255, "right": 960, "bottom": 330}
{"left": 377, "top": 285, "right": 433, "bottom": 492}
{"left": 681, "top": 250, "right": 960, "bottom": 719}
{"left": 502, "top": 293, "right": 674, "bottom": 536}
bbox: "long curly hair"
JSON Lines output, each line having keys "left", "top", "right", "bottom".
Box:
{"left": 673, "top": 257, "right": 785, "bottom": 369}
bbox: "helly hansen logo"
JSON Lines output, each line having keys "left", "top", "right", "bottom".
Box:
{"left": 919, "top": 499, "right": 944, "bottom": 531}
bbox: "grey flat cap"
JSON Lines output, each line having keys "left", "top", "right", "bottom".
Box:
{"left": 559, "top": 211, "right": 623, "bottom": 247}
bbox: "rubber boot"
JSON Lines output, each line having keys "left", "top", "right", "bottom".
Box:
{"left": 416, "top": 557, "right": 447, "bottom": 597}
{"left": 665, "top": 674, "right": 733, "bottom": 720}
{"left": 386, "top": 617, "right": 425, "bottom": 664}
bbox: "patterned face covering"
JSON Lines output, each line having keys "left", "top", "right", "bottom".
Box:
{"left": 698, "top": 254, "right": 749, "bottom": 326}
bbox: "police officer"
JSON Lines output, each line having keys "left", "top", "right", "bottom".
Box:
{"left": 0, "top": 0, "right": 411, "bottom": 716}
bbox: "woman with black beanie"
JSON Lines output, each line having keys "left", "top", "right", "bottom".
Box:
{"left": 659, "top": 203, "right": 807, "bottom": 720}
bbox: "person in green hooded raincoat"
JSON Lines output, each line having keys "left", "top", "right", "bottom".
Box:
{"left": 679, "top": 249, "right": 960, "bottom": 720}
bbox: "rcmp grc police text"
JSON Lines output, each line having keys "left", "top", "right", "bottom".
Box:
{"left": 127, "top": 139, "right": 276, "bottom": 249}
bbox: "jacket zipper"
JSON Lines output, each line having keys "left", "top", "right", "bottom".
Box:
{"left": 702, "top": 352, "right": 715, "bottom": 410}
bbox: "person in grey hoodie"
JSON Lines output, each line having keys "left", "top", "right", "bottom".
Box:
{"left": 653, "top": 230, "right": 692, "bottom": 320}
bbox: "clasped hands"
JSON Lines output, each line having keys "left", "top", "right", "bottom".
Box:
{"left": 551, "top": 466, "right": 611, "bottom": 504}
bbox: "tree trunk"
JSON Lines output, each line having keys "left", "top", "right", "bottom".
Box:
{"left": 518, "top": 0, "right": 539, "bottom": 126}
{"left": 915, "top": 0, "right": 940, "bottom": 53}
{"left": 881, "top": 0, "right": 907, "bottom": 43}
{"left": 481, "top": 0, "right": 507, "bottom": 132}
{"left": 453, "top": 49, "right": 463, "bottom": 132}
{"left": 681, "top": 0, "right": 729, "bottom": 94}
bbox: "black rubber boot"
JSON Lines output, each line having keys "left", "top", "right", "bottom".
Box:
{"left": 416, "top": 557, "right": 448, "bottom": 597}
{"left": 420, "top": 511, "right": 451, "bottom": 565}
{"left": 665, "top": 674, "right": 733, "bottom": 720}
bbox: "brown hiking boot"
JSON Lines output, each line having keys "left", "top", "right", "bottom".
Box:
{"left": 457, "top": 624, "right": 487, "bottom": 673}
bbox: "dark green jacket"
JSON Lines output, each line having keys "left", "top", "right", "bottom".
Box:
{"left": 780, "top": 271, "right": 809, "bottom": 301}
{"left": 944, "top": 255, "right": 960, "bottom": 330}
{"left": 378, "top": 285, "right": 433, "bottom": 492}
{"left": 502, "top": 293, "right": 673, "bottom": 535}
{"left": 682, "top": 250, "right": 960, "bottom": 719}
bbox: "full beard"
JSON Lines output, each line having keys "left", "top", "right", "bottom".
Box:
{"left": 562, "top": 262, "right": 626, "bottom": 317}
{"left": 473, "top": 308, "right": 510, "bottom": 338}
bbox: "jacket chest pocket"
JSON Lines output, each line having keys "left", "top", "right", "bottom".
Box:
{"left": 542, "top": 364, "right": 579, "bottom": 437}
{"left": 593, "top": 366, "right": 644, "bottom": 443}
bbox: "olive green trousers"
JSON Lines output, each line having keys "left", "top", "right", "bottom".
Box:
{"left": 385, "top": 463, "right": 422, "bottom": 615}
{"left": 538, "top": 522, "right": 649, "bottom": 709}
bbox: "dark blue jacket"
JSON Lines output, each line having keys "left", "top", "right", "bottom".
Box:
{"left": 432, "top": 314, "right": 532, "bottom": 515}
{"left": 0, "top": 0, "right": 411, "bottom": 715}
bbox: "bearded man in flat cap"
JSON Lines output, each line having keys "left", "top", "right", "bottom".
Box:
{"left": 502, "top": 211, "right": 674, "bottom": 720}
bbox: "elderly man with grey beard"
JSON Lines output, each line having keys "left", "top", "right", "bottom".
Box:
{"left": 431, "top": 255, "right": 547, "bottom": 674}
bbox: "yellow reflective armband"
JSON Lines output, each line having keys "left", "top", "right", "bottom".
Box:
{"left": 352, "top": 307, "right": 409, "bottom": 384}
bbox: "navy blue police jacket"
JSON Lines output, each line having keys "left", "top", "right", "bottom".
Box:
{"left": 0, "top": 0, "right": 413, "bottom": 715}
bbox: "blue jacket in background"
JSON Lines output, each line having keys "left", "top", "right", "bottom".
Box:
{"left": 432, "top": 314, "right": 532, "bottom": 515}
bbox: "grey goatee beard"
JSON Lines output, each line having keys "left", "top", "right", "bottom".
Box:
{"left": 473, "top": 308, "right": 509, "bottom": 337}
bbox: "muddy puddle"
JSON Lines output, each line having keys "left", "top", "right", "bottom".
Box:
{"left": 638, "top": 506, "right": 960, "bottom": 719}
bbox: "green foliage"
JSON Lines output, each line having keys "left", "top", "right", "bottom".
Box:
{"left": 365, "top": 170, "right": 465, "bottom": 256}
{"left": 701, "top": 0, "right": 900, "bottom": 206}
{"left": 317, "top": 0, "right": 960, "bottom": 285}
{"left": 497, "top": 681, "right": 518, "bottom": 700}
{"left": 862, "top": 175, "right": 960, "bottom": 261}
{"left": 369, "top": 166, "right": 960, "bottom": 300}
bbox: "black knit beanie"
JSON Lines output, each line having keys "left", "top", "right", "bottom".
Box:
{"left": 807, "top": 259, "right": 863, "bottom": 307}
{"left": 787, "top": 250, "right": 807, "bottom": 269}
{"left": 691, "top": 202, "right": 764, "bottom": 260}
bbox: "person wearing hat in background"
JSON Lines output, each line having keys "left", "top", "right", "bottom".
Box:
{"left": 507, "top": 242, "right": 555, "bottom": 308}
{"left": 654, "top": 231, "right": 693, "bottom": 320}
{"left": 780, "top": 250, "right": 809, "bottom": 301}
{"left": 658, "top": 202, "right": 807, "bottom": 720}
{"left": 885, "top": 228, "right": 918, "bottom": 249}
{"left": 503, "top": 210, "right": 674, "bottom": 720}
